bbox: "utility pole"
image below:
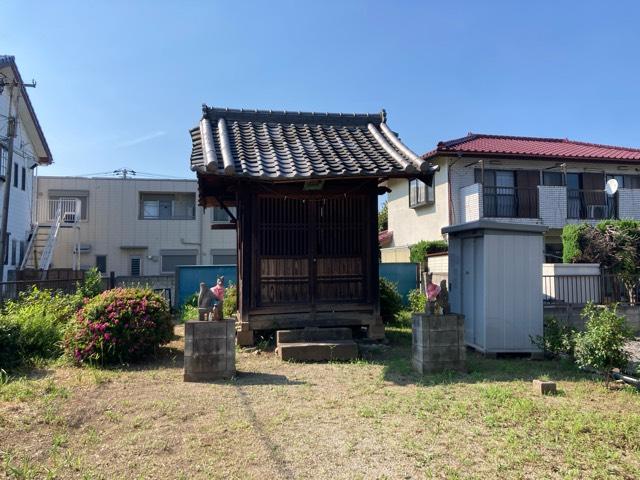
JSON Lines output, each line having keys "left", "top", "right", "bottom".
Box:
{"left": 0, "top": 76, "right": 36, "bottom": 282}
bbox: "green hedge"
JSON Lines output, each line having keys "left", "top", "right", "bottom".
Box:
{"left": 409, "top": 240, "right": 448, "bottom": 264}
{"left": 561, "top": 224, "right": 588, "bottom": 263}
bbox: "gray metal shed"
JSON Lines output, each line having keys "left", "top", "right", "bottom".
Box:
{"left": 442, "top": 221, "right": 547, "bottom": 354}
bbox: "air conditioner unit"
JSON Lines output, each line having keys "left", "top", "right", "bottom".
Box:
{"left": 73, "top": 244, "right": 92, "bottom": 254}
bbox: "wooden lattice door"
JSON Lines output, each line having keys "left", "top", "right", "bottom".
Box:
{"left": 256, "top": 195, "right": 368, "bottom": 308}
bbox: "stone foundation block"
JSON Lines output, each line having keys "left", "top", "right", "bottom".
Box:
{"left": 184, "top": 320, "right": 235, "bottom": 381}
{"left": 532, "top": 379, "right": 557, "bottom": 395}
{"left": 412, "top": 313, "right": 465, "bottom": 374}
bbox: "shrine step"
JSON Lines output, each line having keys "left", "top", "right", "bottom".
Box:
{"left": 276, "top": 327, "right": 353, "bottom": 344}
{"left": 276, "top": 340, "right": 358, "bottom": 362}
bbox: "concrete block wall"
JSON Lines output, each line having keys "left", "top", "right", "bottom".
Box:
{"left": 544, "top": 304, "right": 640, "bottom": 335}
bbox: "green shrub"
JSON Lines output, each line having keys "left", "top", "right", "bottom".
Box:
{"left": 76, "top": 268, "right": 104, "bottom": 299}
{"left": 530, "top": 315, "right": 576, "bottom": 357}
{"left": 0, "top": 322, "right": 21, "bottom": 371}
{"left": 65, "top": 287, "right": 173, "bottom": 365}
{"left": 409, "top": 240, "right": 448, "bottom": 264}
{"left": 379, "top": 277, "right": 402, "bottom": 321}
{"left": 0, "top": 288, "right": 76, "bottom": 370}
{"left": 223, "top": 283, "right": 237, "bottom": 318}
{"left": 407, "top": 288, "right": 426, "bottom": 313}
{"left": 574, "top": 303, "right": 633, "bottom": 380}
{"left": 561, "top": 224, "right": 589, "bottom": 263}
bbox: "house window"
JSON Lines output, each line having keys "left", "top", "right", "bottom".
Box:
{"left": 10, "top": 239, "right": 17, "bottom": 266}
{"left": 96, "top": 255, "right": 107, "bottom": 274}
{"left": 160, "top": 250, "right": 198, "bottom": 273}
{"left": 21, "top": 167, "right": 26, "bottom": 191}
{"left": 212, "top": 206, "right": 236, "bottom": 223}
{"left": 48, "top": 193, "right": 89, "bottom": 220}
{"left": 0, "top": 147, "right": 6, "bottom": 178}
{"left": 139, "top": 193, "right": 195, "bottom": 220}
{"left": 408, "top": 178, "right": 434, "bottom": 208}
{"left": 543, "top": 172, "right": 564, "bottom": 186}
{"left": 130, "top": 256, "right": 142, "bottom": 276}
{"left": 211, "top": 249, "right": 237, "bottom": 265}
{"left": 13, "top": 162, "right": 18, "bottom": 188}
{"left": 19, "top": 241, "right": 25, "bottom": 266}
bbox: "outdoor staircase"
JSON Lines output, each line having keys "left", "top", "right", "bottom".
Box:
{"left": 275, "top": 327, "right": 359, "bottom": 362}
{"left": 20, "top": 199, "right": 81, "bottom": 279}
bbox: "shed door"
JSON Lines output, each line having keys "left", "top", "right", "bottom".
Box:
{"left": 461, "top": 238, "right": 476, "bottom": 345}
{"left": 256, "top": 196, "right": 368, "bottom": 308}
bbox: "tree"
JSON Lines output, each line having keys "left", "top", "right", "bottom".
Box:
{"left": 378, "top": 200, "right": 388, "bottom": 233}
{"left": 562, "top": 220, "right": 640, "bottom": 304}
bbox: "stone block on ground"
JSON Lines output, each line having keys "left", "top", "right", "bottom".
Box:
{"left": 276, "top": 340, "right": 358, "bottom": 362}
{"left": 412, "top": 313, "right": 466, "bottom": 374}
{"left": 532, "top": 379, "right": 557, "bottom": 395}
{"left": 184, "top": 319, "right": 235, "bottom": 382}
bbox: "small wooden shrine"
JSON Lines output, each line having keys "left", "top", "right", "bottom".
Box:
{"left": 189, "top": 106, "right": 435, "bottom": 345}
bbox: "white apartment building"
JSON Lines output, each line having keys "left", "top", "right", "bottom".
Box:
{"left": 385, "top": 133, "right": 640, "bottom": 263}
{"left": 0, "top": 56, "right": 53, "bottom": 281}
{"left": 35, "top": 176, "right": 237, "bottom": 276}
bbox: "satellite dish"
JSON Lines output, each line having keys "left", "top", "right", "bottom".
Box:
{"left": 605, "top": 178, "right": 619, "bottom": 196}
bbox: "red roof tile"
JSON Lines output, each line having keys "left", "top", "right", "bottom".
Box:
{"left": 423, "top": 134, "right": 640, "bottom": 163}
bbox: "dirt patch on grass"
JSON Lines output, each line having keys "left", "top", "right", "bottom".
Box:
{"left": 1, "top": 325, "right": 640, "bottom": 479}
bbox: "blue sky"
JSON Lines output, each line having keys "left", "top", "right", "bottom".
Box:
{"left": 4, "top": 1, "right": 640, "bottom": 178}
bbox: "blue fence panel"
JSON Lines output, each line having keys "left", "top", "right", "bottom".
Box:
{"left": 379, "top": 262, "right": 419, "bottom": 304}
{"left": 177, "top": 263, "right": 418, "bottom": 306}
{"left": 176, "top": 265, "right": 237, "bottom": 307}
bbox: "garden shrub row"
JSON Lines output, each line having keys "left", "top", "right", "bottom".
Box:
{"left": 0, "top": 269, "right": 175, "bottom": 372}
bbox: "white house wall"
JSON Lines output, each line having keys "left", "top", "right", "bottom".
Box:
{"left": 386, "top": 161, "right": 449, "bottom": 247}
{"left": 0, "top": 88, "right": 40, "bottom": 281}
{"left": 36, "top": 177, "right": 236, "bottom": 276}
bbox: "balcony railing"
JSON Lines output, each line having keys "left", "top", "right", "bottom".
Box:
{"left": 37, "top": 198, "right": 82, "bottom": 224}
{"left": 567, "top": 190, "right": 617, "bottom": 220}
{"left": 482, "top": 186, "right": 539, "bottom": 219}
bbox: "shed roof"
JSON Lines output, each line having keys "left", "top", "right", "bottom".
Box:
{"left": 423, "top": 133, "right": 640, "bottom": 164}
{"left": 189, "top": 106, "right": 435, "bottom": 181}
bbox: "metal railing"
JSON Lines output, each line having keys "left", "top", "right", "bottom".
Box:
{"left": 543, "top": 273, "right": 640, "bottom": 305}
{"left": 567, "top": 190, "right": 618, "bottom": 220}
{"left": 482, "top": 186, "right": 539, "bottom": 218}
{"left": 38, "top": 198, "right": 82, "bottom": 223}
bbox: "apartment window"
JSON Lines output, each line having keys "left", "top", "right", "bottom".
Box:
{"left": 19, "top": 241, "right": 25, "bottom": 266}
{"left": 606, "top": 174, "right": 640, "bottom": 190}
{"left": 48, "top": 192, "right": 89, "bottom": 220}
{"left": 21, "top": 167, "right": 26, "bottom": 191}
{"left": 160, "top": 249, "right": 198, "bottom": 273}
{"left": 10, "top": 239, "right": 17, "bottom": 266}
{"left": 408, "top": 178, "right": 434, "bottom": 208}
{"left": 211, "top": 249, "right": 237, "bottom": 265}
{"left": 543, "top": 172, "right": 564, "bottom": 186}
{"left": 212, "top": 206, "right": 236, "bottom": 223}
{"left": 140, "top": 193, "right": 195, "bottom": 220}
{"left": 130, "top": 256, "right": 142, "bottom": 276}
{"left": 96, "top": 255, "right": 107, "bottom": 274}
{"left": 0, "top": 146, "right": 6, "bottom": 178}
{"left": 13, "top": 162, "right": 18, "bottom": 188}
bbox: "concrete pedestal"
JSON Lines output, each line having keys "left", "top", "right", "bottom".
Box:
{"left": 184, "top": 320, "right": 235, "bottom": 382}
{"left": 412, "top": 313, "right": 466, "bottom": 374}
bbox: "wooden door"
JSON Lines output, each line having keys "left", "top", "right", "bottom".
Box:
{"left": 255, "top": 195, "right": 368, "bottom": 308}
{"left": 313, "top": 196, "right": 367, "bottom": 304}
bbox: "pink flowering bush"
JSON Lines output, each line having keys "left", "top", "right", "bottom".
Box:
{"left": 64, "top": 288, "right": 173, "bottom": 365}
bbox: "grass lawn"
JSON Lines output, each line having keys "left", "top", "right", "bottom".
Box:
{"left": 1, "top": 323, "right": 639, "bottom": 479}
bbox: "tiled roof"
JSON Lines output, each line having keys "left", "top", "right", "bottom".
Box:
{"left": 190, "top": 106, "right": 435, "bottom": 180}
{"left": 0, "top": 55, "right": 52, "bottom": 165}
{"left": 423, "top": 133, "right": 640, "bottom": 163}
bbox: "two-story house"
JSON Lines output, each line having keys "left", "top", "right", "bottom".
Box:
{"left": 35, "top": 176, "right": 237, "bottom": 276}
{"left": 0, "top": 55, "right": 53, "bottom": 281}
{"left": 385, "top": 133, "right": 640, "bottom": 263}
